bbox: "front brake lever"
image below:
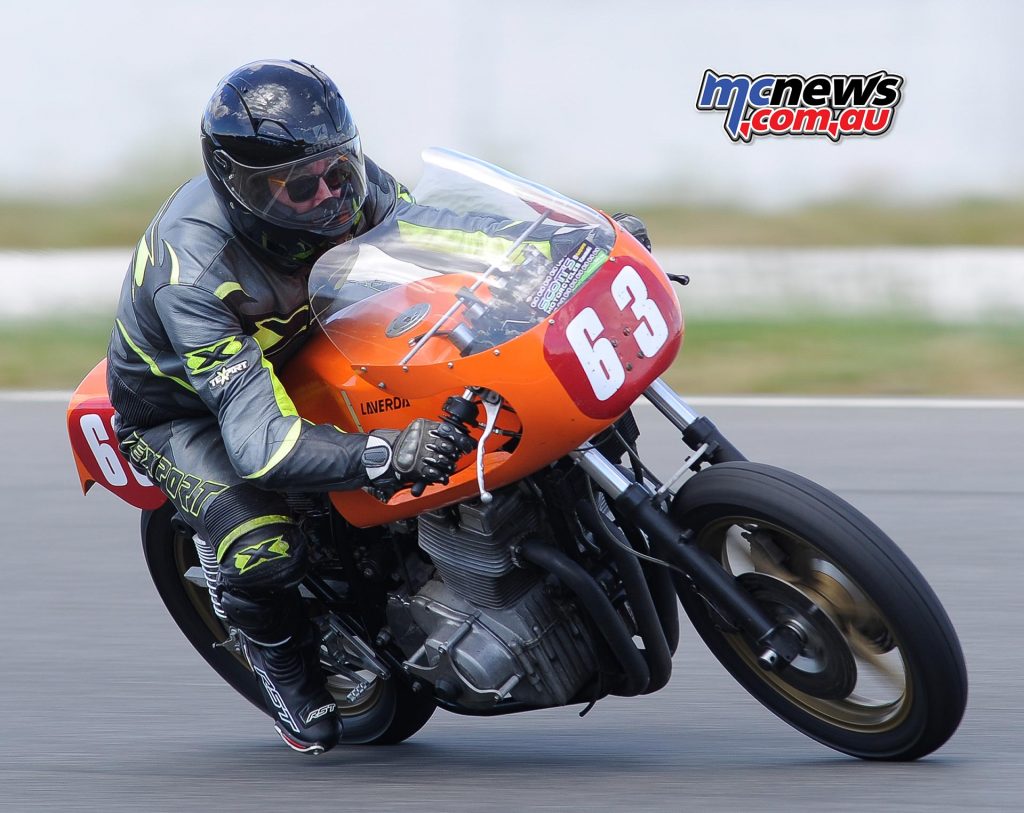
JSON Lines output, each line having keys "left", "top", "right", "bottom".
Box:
{"left": 475, "top": 395, "right": 502, "bottom": 504}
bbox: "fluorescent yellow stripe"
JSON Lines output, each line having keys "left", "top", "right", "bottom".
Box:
{"left": 260, "top": 355, "right": 298, "bottom": 417}
{"left": 243, "top": 417, "right": 302, "bottom": 482}
{"left": 166, "top": 242, "right": 180, "bottom": 284}
{"left": 133, "top": 234, "right": 152, "bottom": 287}
{"left": 252, "top": 307, "right": 309, "bottom": 352}
{"left": 215, "top": 282, "right": 244, "bottom": 300}
{"left": 397, "top": 221, "right": 552, "bottom": 261}
{"left": 252, "top": 324, "right": 279, "bottom": 353}
{"left": 116, "top": 319, "right": 197, "bottom": 393}
{"left": 216, "top": 514, "right": 294, "bottom": 561}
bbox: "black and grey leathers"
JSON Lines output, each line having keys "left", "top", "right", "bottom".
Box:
{"left": 107, "top": 161, "right": 402, "bottom": 492}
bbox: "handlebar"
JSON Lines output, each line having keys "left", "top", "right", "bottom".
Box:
{"left": 410, "top": 393, "right": 479, "bottom": 499}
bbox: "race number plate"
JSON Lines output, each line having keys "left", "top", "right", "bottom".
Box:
{"left": 543, "top": 256, "right": 682, "bottom": 419}
{"left": 68, "top": 398, "right": 166, "bottom": 509}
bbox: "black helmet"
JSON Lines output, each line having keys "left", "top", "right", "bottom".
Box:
{"left": 201, "top": 59, "right": 368, "bottom": 262}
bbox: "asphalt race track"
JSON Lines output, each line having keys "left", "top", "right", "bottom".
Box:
{"left": 2, "top": 395, "right": 1022, "bottom": 812}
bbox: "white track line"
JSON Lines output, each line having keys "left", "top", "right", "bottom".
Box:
{"left": 4, "top": 390, "right": 1024, "bottom": 409}
{"left": 0, "top": 390, "right": 74, "bottom": 402}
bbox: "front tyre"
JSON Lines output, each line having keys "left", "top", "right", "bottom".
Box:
{"left": 670, "top": 462, "right": 967, "bottom": 760}
{"left": 141, "top": 502, "right": 435, "bottom": 745}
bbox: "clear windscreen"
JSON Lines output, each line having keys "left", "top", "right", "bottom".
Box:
{"left": 308, "top": 148, "right": 616, "bottom": 368}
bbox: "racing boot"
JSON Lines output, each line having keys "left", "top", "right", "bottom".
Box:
{"left": 220, "top": 588, "right": 343, "bottom": 754}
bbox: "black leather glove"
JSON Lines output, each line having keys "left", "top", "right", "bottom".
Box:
{"left": 361, "top": 419, "right": 474, "bottom": 497}
{"left": 612, "top": 212, "right": 652, "bottom": 252}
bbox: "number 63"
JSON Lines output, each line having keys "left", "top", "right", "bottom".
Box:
{"left": 565, "top": 265, "right": 669, "bottom": 401}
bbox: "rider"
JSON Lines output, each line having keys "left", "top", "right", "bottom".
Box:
{"left": 108, "top": 58, "right": 651, "bottom": 755}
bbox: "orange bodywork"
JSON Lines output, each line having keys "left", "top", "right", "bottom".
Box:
{"left": 67, "top": 358, "right": 166, "bottom": 510}
{"left": 67, "top": 360, "right": 108, "bottom": 494}
{"left": 67, "top": 222, "right": 683, "bottom": 523}
{"left": 282, "top": 224, "right": 683, "bottom": 526}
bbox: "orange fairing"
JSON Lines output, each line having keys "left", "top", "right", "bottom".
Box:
{"left": 67, "top": 149, "right": 683, "bottom": 528}
{"left": 284, "top": 159, "right": 682, "bottom": 527}
{"left": 66, "top": 359, "right": 167, "bottom": 510}
{"left": 67, "top": 360, "right": 108, "bottom": 494}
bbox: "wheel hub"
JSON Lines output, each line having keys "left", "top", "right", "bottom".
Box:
{"left": 737, "top": 572, "right": 858, "bottom": 700}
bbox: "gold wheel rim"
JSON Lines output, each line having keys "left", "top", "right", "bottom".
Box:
{"left": 697, "top": 517, "right": 913, "bottom": 733}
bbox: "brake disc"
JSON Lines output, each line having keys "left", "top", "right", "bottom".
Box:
{"left": 737, "top": 572, "right": 858, "bottom": 700}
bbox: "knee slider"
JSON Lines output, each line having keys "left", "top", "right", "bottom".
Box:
{"left": 217, "top": 522, "right": 307, "bottom": 594}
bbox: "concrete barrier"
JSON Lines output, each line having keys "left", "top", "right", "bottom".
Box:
{"left": 671, "top": 247, "right": 1024, "bottom": 322}
{"left": 3, "top": 249, "right": 128, "bottom": 318}
{"left": 4, "top": 247, "right": 1022, "bottom": 320}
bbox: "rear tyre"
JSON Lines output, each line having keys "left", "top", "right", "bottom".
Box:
{"left": 670, "top": 462, "right": 967, "bottom": 760}
{"left": 141, "top": 502, "right": 436, "bottom": 745}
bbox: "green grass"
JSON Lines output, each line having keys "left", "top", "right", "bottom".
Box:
{"left": 0, "top": 317, "right": 112, "bottom": 389}
{"left": 603, "top": 198, "right": 1024, "bottom": 247}
{"left": 0, "top": 194, "right": 175, "bottom": 250}
{"left": 4, "top": 314, "right": 1023, "bottom": 396}
{"left": 0, "top": 159, "right": 197, "bottom": 249}
{"left": 664, "top": 315, "right": 1024, "bottom": 396}
{"left": 4, "top": 194, "right": 1024, "bottom": 249}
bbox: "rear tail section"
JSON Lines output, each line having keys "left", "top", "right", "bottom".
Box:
{"left": 67, "top": 359, "right": 166, "bottom": 510}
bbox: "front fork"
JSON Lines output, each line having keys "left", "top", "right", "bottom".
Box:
{"left": 642, "top": 379, "right": 747, "bottom": 466}
{"left": 570, "top": 379, "right": 803, "bottom": 673}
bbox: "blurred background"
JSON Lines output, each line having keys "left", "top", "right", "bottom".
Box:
{"left": 2, "top": 0, "right": 1021, "bottom": 393}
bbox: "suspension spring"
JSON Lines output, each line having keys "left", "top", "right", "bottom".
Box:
{"left": 192, "top": 535, "right": 227, "bottom": 620}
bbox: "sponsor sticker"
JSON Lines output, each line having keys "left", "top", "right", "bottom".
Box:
{"left": 529, "top": 239, "right": 608, "bottom": 314}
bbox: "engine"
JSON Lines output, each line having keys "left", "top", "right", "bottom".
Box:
{"left": 386, "top": 488, "right": 598, "bottom": 710}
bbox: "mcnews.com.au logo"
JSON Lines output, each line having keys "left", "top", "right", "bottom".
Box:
{"left": 696, "top": 70, "right": 904, "bottom": 143}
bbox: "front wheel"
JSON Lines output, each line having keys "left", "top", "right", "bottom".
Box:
{"left": 141, "top": 502, "right": 436, "bottom": 746}
{"left": 670, "top": 462, "right": 967, "bottom": 760}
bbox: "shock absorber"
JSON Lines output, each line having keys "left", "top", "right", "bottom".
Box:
{"left": 192, "top": 535, "right": 228, "bottom": 621}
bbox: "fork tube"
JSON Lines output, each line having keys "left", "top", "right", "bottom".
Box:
{"left": 569, "top": 448, "right": 633, "bottom": 498}
{"left": 644, "top": 379, "right": 747, "bottom": 464}
{"left": 644, "top": 379, "right": 701, "bottom": 431}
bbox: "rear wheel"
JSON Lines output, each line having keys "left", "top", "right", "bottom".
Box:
{"left": 670, "top": 462, "right": 967, "bottom": 760}
{"left": 141, "top": 502, "right": 436, "bottom": 745}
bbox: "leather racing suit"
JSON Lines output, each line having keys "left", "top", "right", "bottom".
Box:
{"left": 106, "top": 149, "right": 633, "bottom": 748}
{"left": 107, "top": 157, "right": 587, "bottom": 597}
{"left": 108, "top": 159, "right": 408, "bottom": 586}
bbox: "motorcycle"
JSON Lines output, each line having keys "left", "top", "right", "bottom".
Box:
{"left": 67, "top": 148, "right": 966, "bottom": 759}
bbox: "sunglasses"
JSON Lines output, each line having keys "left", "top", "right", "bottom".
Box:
{"left": 270, "top": 160, "right": 352, "bottom": 203}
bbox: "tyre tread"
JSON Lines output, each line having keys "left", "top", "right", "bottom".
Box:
{"left": 671, "top": 461, "right": 967, "bottom": 760}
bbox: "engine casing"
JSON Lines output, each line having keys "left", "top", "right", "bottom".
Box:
{"left": 387, "top": 490, "right": 597, "bottom": 709}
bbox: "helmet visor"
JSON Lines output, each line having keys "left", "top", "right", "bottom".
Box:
{"left": 218, "top": 140, "right": 368, "bottom": 235}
